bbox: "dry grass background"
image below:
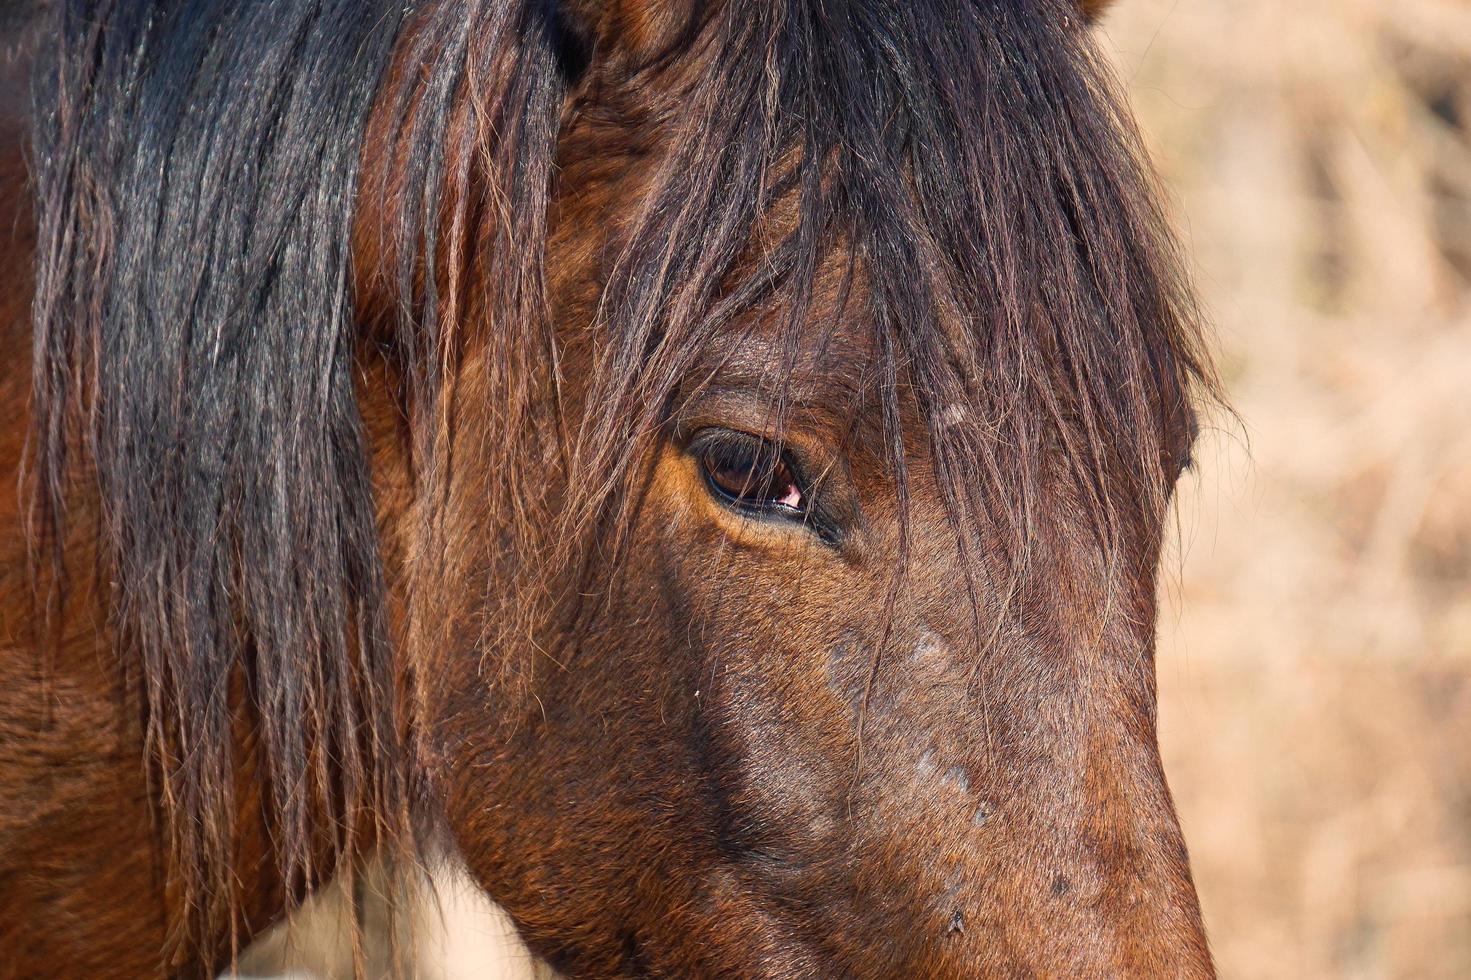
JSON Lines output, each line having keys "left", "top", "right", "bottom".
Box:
{"left": 239, "top": 2, "right": 1471, "bottom": 977}
{"left": 1101, "top": 0, "right": 1471, "bottom": 976}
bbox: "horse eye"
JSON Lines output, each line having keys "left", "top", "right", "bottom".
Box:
{"left": 696, "top": 435, "right": 806, "bottom": 515}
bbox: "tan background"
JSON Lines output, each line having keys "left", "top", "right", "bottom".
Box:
{"left": 238, "top": 2, "right": 1471, "bottom": 977}
{"left": 1103, "top": 1, "right": 1471, "bottom": 976}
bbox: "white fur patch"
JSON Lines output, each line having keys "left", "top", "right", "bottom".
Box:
{"left": 226, "top": 858, "right": 559, "bottom": 980}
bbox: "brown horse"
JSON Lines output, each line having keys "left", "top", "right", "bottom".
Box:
{"left": 0, "top": 0, "right": 1216, "bottom": 975}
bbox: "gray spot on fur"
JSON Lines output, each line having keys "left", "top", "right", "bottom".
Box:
{"left": 916, "top": 749, "right": 937, "bottom": 777}
{"left": 824, "top": 639, "right": 867, "bottom": 717}
{"left": 910, "top": 631, "right": 946, "bottom": 663}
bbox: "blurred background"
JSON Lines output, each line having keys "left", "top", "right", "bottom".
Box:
{"left": 239, "top": 2, "right": 1471, "bottom": 977}
{"left": 1102, "top": 0, "right": 1471, "bottom": 976}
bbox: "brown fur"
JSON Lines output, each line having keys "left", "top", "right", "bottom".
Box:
{"left": 416, "top": 73, "right": 1209, "bottom": 973}
{"left": 2, "top": 0, "right": 1213, "bottom": 975}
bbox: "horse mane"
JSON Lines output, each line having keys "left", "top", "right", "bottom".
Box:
{"left": 27, "top": 0, "right": 574, "bottom": 962}
{"left": 27, "top": 0, "right": 1212, "bottom": 967}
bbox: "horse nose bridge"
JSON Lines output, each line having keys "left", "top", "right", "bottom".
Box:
{"left": 950, "top": 639, "right": 1212, "bottom": 976}
{"left": 1067, "top": 821, "right": 1216, "bottom": 979}
{"left": 1051, "top": 716, "right": 1215, "bottom": 977}
{"left": 934, "top": 759, "right": 1213, "bottom": 978}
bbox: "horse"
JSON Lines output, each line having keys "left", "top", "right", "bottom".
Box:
{"left": 0, "top": 0, "right": 1217, "bottom": 975}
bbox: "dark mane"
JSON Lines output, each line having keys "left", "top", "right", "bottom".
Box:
{"left": 31, "top": 0, "right": 425, "bottom": 959}
{"left": 28, "top": 0, "right": 1212, "bottom": 965}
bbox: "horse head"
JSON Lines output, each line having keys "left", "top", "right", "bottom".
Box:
{"left": 21, "top": 0, "right": 1214, "bottom": 974}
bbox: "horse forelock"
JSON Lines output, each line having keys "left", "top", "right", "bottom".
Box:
{"left": 486, "top": 0, "right": 1217, "bottom": 677}
{"left": 26, "top": 0, "right": 1213, "bottom": 967}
